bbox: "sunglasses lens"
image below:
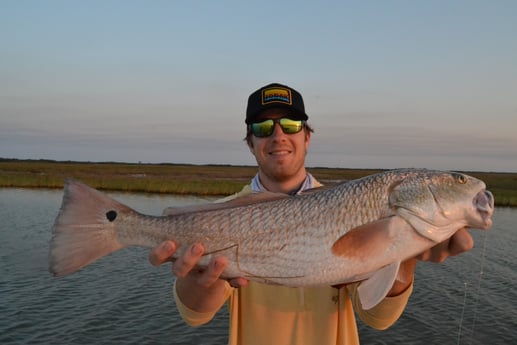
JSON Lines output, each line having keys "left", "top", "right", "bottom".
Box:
{"left": 279, "top": 118, "right": 303, "bottom": 134}
{"left": 250, "top": 118, "right": 304, "bottom": 137}
{"left": 251, "top": 119, "right": 274, "bottom": 137}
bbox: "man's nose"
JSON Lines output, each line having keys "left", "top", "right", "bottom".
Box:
{"left": 270, "top": 122, "right": 286, "bottom": 139}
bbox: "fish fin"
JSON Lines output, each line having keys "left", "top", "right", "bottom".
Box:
{"left": 298, "top": 185, "right": 331, "bottom": 195}
{"left": 357, "top": 261, "right": 400, "bottom": 310}
{"left": 49, "top": 179, "right": 128, "bottom": 277}
{"left": 162, "top": 191, "right": 289, "bottom": 216}
{"left": 331, "top": 216, "right": 409, "bottom": 259}
{"left": 331, "top": 216, "right": 411, "bottom": 309}
{"left": 357, "top": 261, "right": 401, "bottom": 310}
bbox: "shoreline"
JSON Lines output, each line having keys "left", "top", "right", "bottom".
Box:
{"left": 1, "top": 159, "right": 516, "bottom": 206}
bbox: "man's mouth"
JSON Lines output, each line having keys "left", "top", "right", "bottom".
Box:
{"left": 269, "top": 150, "right": 292, "bottom": 156}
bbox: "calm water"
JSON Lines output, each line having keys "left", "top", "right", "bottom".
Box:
{"left": 1, "top": 188, "right": 515, "bottom": 345}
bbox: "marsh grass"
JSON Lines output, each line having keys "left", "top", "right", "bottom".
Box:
{"left": 1, "top": 159, "right": 516, "bottom": 206}
{"left": 0, "top": 160, "right": 253, "bottom": 195}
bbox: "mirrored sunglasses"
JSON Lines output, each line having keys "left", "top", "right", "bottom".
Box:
{"left": 250, "top": 118, "right": 305, "bottom": 138}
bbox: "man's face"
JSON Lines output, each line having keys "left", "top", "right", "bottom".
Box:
{"left": 248, "top": 108, "right": 311, "bottom": 183}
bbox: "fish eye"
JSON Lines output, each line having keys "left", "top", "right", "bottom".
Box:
{"left": 452, "top": 173, "right": 467, "bottom": 184}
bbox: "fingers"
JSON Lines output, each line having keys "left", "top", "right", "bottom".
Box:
{"left": 417, "top": 241, "right": 449, "bottom": 263}
{"left": 148, "top": 241, "right": 177, "bottom": 266}
{"left": 173, "top": 243, "right": 205, "bottom": 277}
{"left": 197, "top": 256, "right": 229, "bottom": 287}
{"left": 447, "top": 227, "right": 474, "bottom": 256}
{"left": 229, "top": 277, "right": 249, "bottom": 288}
{"left": 417, "top": 227, "right": 474, "bottom": 263}
{"left": 173, "top": 244, "right": 248, "bottom": 288}
{"left": 149, "top": 241, "right": 248, "bottom": 289}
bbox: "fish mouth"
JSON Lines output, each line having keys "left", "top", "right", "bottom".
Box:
{"left": 473, "top": 190, "right": 495, "bottom": 229}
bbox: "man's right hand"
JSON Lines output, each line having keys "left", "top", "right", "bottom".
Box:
{"left": 148, "top": 241, "right": 248, "bottom": 288}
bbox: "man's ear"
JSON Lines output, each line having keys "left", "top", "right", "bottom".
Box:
{"left": 305, "top": 131, "right": 312, "bottom": 147}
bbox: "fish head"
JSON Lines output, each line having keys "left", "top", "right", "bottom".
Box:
{"left": 389, "top": 171, "right": 494, "bottom": 243}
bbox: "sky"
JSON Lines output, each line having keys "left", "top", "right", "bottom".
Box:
{"left": 1, "top": 1, "right": 516, "bottom": 172}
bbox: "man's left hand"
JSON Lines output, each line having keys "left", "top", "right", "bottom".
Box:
{"left": 416, "top": 227, "right": 474, "bottom": 263}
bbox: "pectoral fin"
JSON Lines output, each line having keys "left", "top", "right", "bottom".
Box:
{"left": 357, "top": 261, "right": 400, "bottom": 310}
{"left": 330, "top": 217, "right": 411, "bottom": 309}
{"left": 331, "top": 216, "right": 410, "bottom": 259}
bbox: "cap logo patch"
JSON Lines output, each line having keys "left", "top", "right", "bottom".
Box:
{"left": 262, "top": 87, "right": 292, "bottom": 105}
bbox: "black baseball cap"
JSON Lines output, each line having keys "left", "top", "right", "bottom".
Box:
{"left": 245, "top": 83, "right": 309, "bottom": 124}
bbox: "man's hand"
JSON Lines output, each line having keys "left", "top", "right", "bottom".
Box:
{"left": 388, "top": 227, "right": 474, "bottom": 297}
{"left": 417, "top": 227, "right": 474, "bottom": 263}
{"left": 148, "top": 240, "right": 248, "bottom": 288}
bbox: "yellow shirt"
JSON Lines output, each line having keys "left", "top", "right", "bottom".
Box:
{"left": 173, "top": 184, "right": 413, "bottom": 345}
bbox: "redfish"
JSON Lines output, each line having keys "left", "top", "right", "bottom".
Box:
{"left": 48, "top": 169, "right": 494, "bottom": 309}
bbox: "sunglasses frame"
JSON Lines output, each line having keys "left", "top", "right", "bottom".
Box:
{"left": 249, "top": 118, "right": 306, "bottom": 138}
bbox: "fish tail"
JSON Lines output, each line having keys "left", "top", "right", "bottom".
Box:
{"left": 49, "top": 179, "right": 129, "bottom": 277}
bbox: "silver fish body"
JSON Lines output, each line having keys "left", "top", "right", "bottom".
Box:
{"left": 49, "top": 168, "right": 494, "bottom": 309}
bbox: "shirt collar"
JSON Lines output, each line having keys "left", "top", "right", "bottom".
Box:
{"left": 250, "top": 173, "right": 317, "bottom": 195}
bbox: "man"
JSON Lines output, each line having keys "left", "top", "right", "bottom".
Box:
{"left": 149, "top": 83, "right": 474, "bottom": 344}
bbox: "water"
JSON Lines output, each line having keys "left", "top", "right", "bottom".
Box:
{"left": 1, "top": 188, "right": 515, "bottom": 345}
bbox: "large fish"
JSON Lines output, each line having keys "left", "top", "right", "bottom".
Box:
{"left": 48, "top": 169, "right": 494, "bottom": 309}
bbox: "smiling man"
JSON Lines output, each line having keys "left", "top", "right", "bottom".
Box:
{"left": 149, "top": 82, "right": 475, "bottom": 345}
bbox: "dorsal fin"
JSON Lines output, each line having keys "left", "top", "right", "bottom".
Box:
{"left": 162, "top": 192, "right": 290, "bottom": 216}
{"left": 297, "top": 185, "right": 332, "bottom": 195}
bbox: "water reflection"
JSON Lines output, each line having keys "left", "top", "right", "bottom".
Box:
{"left": 1, "top": 189, "right": 515, "bottom": 345}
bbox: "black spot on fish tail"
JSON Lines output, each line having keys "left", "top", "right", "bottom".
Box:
{"left": 106, "top": 210, "right": 117, "bottom": 222}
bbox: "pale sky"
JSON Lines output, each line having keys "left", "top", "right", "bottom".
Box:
{"left": 1, "top": 1, "right": 516, "bottom": 172}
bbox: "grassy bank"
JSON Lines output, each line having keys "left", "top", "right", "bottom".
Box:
{"left": 0, "top": 159, "right": 255, "bottom": 195}
{"left": 1, "top": 159, "right": 516, "bottom": 206}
